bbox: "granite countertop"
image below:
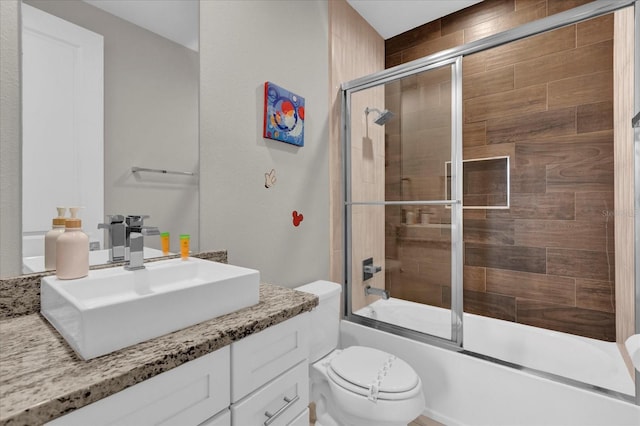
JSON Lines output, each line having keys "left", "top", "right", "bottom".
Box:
{"left": 0, "top": 256, "right": 318, "bottom": 426}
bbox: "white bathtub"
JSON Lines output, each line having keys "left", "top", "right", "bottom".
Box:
{"left": 349, "top": 298, "right": 640, "bottom": 425}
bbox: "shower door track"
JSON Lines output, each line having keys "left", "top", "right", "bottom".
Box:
{"left": 341, "top": 0, "right": 639, "bottom": 405}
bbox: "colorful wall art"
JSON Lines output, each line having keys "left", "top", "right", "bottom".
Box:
{"left": 263, "top": 82, "right": 305, "bottom": 147}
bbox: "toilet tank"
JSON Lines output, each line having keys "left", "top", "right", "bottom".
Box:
{"left": 295, "top": 280, "right": 342, "bottom": 363}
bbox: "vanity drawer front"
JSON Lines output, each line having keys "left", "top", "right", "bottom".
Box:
{"left": 288, "top": 408, "right": 310, "bottom": 426}
{"left": 230, "top": 360, "right": 308, "bottom": 426}
{"left": 231, "top": 312, "right": 309, "bottom": 402}
{"left": 198, "top": 409, "right": 231, "bottom": 426}
{"left": 47, "top": 347, "right": 230, "bottom": 426}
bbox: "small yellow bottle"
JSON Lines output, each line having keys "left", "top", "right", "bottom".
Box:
{"left": 160, "top": 232, "right": 170, "bottom": 255}
{"left": 180, "top": 234, "right": 190, "bottom": 260}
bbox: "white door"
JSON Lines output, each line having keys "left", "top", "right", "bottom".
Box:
{"left": 22, "top": 3, "right": 104, "bottom": 256}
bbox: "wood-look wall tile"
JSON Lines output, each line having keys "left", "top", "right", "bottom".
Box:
{"left": 486, "top": 106, "right": 576, "bottom": 144}
{"left": 515, "top": 219, "right": 608, "bottom": 251}
{"left": 548, "top": 70, "right": 613, "bottom": 108}
{"left": 515, "top": 0, "right": 545, "bottom": 11}
{"left": 547, "top": 248, "right": 615, "bottom": 281}
{"left": 548, "top": 0, "right": 593, "bottom": 15}
{"left": 385, "top": 52, "right": 402, "bottom": 69}
{"left": 445, "top": 289, "right": 517, "bottom": 321}
{"left": 515, "top": 130, "right": 613, "bottom": 168}
{"left": 510, "top": 166, "right": 546, "bottom": 193}
{"left": 514, "top": 40, "right": 612, "bottom": 88}
{"left": 465, "top": 243, "right": 546, "bottom": 273}
{"left": 516, "top": 299, "right": 615, "bottom": 341}
{"left": 575, "top": 191, "right": 615, "bottom": 221}
{"left": 576, "top": 278, "right": 615, "bottom": 313}
{"left": 463, "top": 66, "right": 514, "bottom": 100}
{"left": 464, "top": 84, "right": 547, "bottom": 123}
{"left": 463, "top": 52, "right": 487, "bottom": 76}
{"left": 441, "top": 0, "right": 515, "bottom": 36}
{"left": 402, "top": 31, "right": 464, "bottom": 63}
{"left": 484, "top": 25, "right": 576, "bottom": 71}
{"left": 463, "top": 1, "right": 546, "bottom": 43}
{"left": 463, "top": 209, "right": 487, "bottom": 220}
{"left": 463, "top": 122, "right": 487, "bottom": 147}
{"left": 486, "top": 268, "right": 576, "bottom": 305}
{"left": 464, "top": 219, "right": 515, "bottom": 245}
{"left": 389, "top": 272, "right": 445, "bottom": 307}
{"left": 576, "top": 14, "right": 614, "bottom": 47}
{"left": 486, "top": 192, "right": 575, "bottom": 220}
{"left": 546, "top": 156, "right": 613, "bottom": 193}
{"left": 464, "top": 266, "right": 486, "bottom": 292}
{"left": 386, "top": 20, "right": 442, "bottom": 56}
{"left": 418, "top": 259, "right": 451, "bottom": 286}
{"left": 577, "top": 101, "right": 613, "bottom": 133}
{"left": 464, "top": 141, "right": 515, "bottom": 161}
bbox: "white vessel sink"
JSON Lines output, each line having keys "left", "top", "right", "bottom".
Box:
{"left": 41, "top": 257, "right": 260, "bottom": 360}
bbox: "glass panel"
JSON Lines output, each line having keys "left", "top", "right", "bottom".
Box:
{"left": 348, "top": 62, "right": 458, "bottom": 342}
{"left": 445, "top": 157, "right": 510, "bottom": 208}
{"left": 349, "top": 64, "right": 453, "bottom": 203}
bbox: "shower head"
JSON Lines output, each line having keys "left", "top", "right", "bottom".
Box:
{"left": 365, "top": 107, "right": 395, "bottom": 126}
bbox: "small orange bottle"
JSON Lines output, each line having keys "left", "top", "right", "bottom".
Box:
{"left": 180, "top": 234, "right": 190, "bottom": 260}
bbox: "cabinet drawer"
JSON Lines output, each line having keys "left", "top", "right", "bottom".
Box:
{"left": 47, "top": 347, "right": 230, "bottom": 426}
{"left": 198, "top": 409, "right": 231, "bottom": 426}
{"left": 231, "top": 360, "right": 309, "bottom": 426}
{"left": 231, "top": 313, "right": 309, "bottom": 402}
{"left": 287, "top": 408, "right": 309, "bottom": 426}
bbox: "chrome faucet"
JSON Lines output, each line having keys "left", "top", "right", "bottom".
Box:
{"left": 364, "top": 285, "right": 390, "bottom": 300}
{"left": 124, "top": 215, "right": 160, "bottom": 271}
{"left": 98, "top": 215, "right": 126, "bottom": 263}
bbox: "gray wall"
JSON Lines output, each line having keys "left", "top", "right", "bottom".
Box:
{"left": 0, "top": 0, "right": 22, "bottom": 278}
{"left": 23, "top": 0, "right": 200, "bottom": 254}
{"left": 200, "top": 0, "right": 330, "bottom": 287}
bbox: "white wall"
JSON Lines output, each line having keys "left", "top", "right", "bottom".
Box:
{"left": 200, "top": 0, "right": 330, "bottom": 287}
{"left": 0, "top": 0, "right": 22, "bottom": 278}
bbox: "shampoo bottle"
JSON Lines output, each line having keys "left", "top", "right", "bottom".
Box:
{"left": 56, "top": 207, "right": 89, "bottom": 280}
{"left": 44, "top": 207, "right": 67, "bottom": 270}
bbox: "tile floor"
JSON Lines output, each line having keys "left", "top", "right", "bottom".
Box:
{"left": 410, "top": 415, "right": 445, "bottom": 426}
{"left": 310, "top": 414, "right": 444, "bottom": 426}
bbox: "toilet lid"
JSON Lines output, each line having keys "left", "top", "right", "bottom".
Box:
{"left": 328, "top": 346, "right": 420, "bottom": 400}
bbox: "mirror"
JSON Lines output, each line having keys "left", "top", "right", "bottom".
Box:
{"left": 19, "top": 0, "right": 200, "bottom": 274}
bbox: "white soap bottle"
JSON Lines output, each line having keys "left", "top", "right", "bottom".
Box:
{"left": 44, "top": 207, "right": 67, "bottom": 270}
{"left": 56, "top": 207, "right": 89, "bottom": 280}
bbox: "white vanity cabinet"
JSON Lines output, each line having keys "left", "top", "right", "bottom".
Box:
{"left": 45, "top": 313, "right": 310, "bottom": 426}
{"left": 47, "top": 347, "right": 231, "bottom": 426}
{"left": 230, "top": 312, "right": 310, "bottom": 426}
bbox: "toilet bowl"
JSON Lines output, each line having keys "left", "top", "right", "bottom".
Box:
{"left": 296, "top": 281, "right": 424, "bottom": 426}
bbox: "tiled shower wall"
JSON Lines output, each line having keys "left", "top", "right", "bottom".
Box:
{"left": 385, "top": 0, "right": 617, "bottom": 341}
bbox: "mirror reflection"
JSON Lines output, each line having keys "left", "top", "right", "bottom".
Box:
{"left": 20, "top": 0, "right": 200, "bottom": 274}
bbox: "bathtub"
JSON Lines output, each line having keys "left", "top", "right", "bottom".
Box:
{"left": 348, "top": 298, "right": 640, "bottom": 425}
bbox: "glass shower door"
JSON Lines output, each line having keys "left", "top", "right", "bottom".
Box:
{"left": 344, "top": 57, "right": 463, "bottom": 346}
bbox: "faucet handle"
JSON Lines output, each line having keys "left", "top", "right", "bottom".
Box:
{"left": 98, "top": 214, "right": 125, "bottom": 229}
{"left": 126, "top": 215, "right": 150, "bottom": 228}
{"left": 140, "top": 226, "right": 160, "bottom": 236}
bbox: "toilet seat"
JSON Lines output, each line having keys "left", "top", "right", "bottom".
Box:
{"left": 326, "top": 346, "right": 422, "bottom": 401}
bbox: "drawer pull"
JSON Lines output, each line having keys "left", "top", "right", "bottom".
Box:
{"left": 264, "top": 395, "right": 299, "bottom": 426}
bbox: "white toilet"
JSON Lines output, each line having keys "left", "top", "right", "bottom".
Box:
{"left": 296, "top": 280, "right": 424, "bottom": 426}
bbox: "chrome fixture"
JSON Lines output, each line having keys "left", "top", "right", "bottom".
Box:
{"left": 364, "top": 285, "right": 389, "bottom": 300}
{"left": 365, "top": 107, "right": 394, "bottom": 126}
{"left": 362, "top": 257, "right": 382, "bottom": 281}
{"left": 98, "top": 215, "right": 126, "bottom": 263}
{"left": 124, "top": 215, "right": 160, "bottom": 271}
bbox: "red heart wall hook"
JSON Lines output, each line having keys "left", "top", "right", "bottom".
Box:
{"left": 292, "top": 211, "right": 304, "bottom": 227}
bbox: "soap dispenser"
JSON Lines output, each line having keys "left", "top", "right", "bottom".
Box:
{"left": 44, "top": 207, "right": 67, "bottom": 270}
{"left": 56, "top": 207, "right": 89, "bottom": 279}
